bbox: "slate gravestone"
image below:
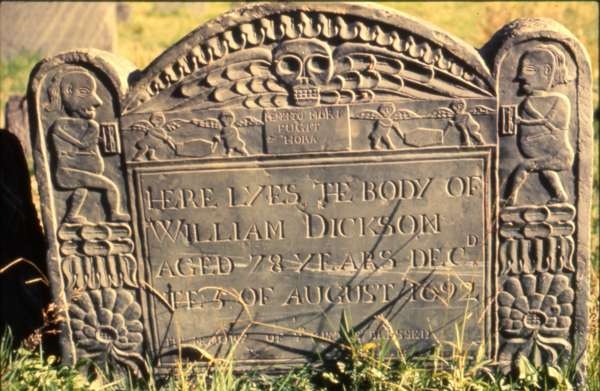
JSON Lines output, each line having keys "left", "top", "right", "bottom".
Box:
{"left": 0, "top": 2, "right": 116, "bottom": 61}
{"left": 27, "top": 3, "right": 592, "bottom": 378}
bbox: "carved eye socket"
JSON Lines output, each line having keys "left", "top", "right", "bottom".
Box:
{"left": 276, "top": 55, "right": 303, "bottom": 77}
{"left": 306, "top": 55, "right": 330, "bottom": 75}
{"left": 78, "top": 87, "right": 91, "bottom": 95}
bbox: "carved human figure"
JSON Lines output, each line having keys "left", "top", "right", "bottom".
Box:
{"left": 354, "top": 103, "right": 407, "bottom": 150}
{"left": 369, "top": 105, "right": 396, "bottom": 150}
{"left": 219, "top": 111, "right": 249, "bottom": 156}
{"left": 46, "top": 70, "right": 129, "bottom": 223}
{"left": 131, "top": 112, "right": 178, "bottom": 161}
{"left": 505, "top": 45, "right": 574, "bottom": 206}
{"left": 191, "top": 111, "right": 263, "bottom": 157}
{"left": 449, "top": 99, "right": 484, "bottom": 146}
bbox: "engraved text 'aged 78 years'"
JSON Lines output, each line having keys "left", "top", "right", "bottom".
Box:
{"left": 28, "top": 3, "right": 592, "bottom": 378}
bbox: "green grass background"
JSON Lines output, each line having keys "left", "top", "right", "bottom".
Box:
{"left": 0, "top": 2, "right": 598, "bottom": 390}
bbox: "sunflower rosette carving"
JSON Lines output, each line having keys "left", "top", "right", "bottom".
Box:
{"left": 498, "top": 272, "right": 574, "bottom": 367}
{"left": 69, "top": 288, "right": 148, "bottom": 376}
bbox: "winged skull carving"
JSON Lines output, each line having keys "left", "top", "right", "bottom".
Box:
{"left": 172, "top": 38, "right": 488, "bottom": 111}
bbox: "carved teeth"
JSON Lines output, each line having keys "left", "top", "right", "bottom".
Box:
{"left": 292, "top": 84, "right": 320, "bottom": 106}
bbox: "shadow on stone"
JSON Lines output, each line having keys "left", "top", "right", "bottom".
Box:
{"left": 0, "top": 128, "right": 55, "bottom": 352}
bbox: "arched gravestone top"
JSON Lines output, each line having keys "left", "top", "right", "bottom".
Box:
{"left": 27, "top": 3, "right": 592, "bottom": 380}
{"left": 121, "top": 2, "right": 495, "bottom": 114}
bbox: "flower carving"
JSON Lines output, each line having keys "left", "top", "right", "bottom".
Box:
{"left": 497, "top": 272, "right": 573, "bottom": 367}
{"left": 69, "top": 288, "right": 147, "bottom": 376}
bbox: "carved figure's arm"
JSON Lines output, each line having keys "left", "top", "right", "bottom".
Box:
{"left": 78, "top": 122, "right": 100, "bottom": 148}
{"left": 53, "top": 124, "right": 86, "bottom": 148}
{"left": 467, "top": 115, "right": 480, "bottom": 132}
{"left": 150, "top": 127, "right": 170, "bottom": 142}
{"left": 392, "top": 124, "right": 405, "bottom": 139}
{"left": 517, "top": 115, "right": 559, "bottom": 131}
{"left": 516, "top": 98, "right": 559, "bottom": 128}
{"left": 517, "top": 117, "right": 546, "bottom": 126}
{"left": 150, "top": 128, "right": 176, "bottom": 149}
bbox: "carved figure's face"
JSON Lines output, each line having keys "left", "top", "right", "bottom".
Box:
{"left": 219, "top": 111, "right": 235, "bottom": 126}
{"left": 378, "top": 103, "right": 395, "bottom": 118}
{"left": 273, "top": 39, "right": 333, "bottom": 106}
{"left": 516, "top": 51, "right": 554, "bottom": 95}
{"left": 450, "top": 100, "right": 465, "bottom": 113}
{"left": 150, "top": 112, "right": 166, "bottom": 127}
{"left": 60, "top": 72, "right": 102, "bottom": 119}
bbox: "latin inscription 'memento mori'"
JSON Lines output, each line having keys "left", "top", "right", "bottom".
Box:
{"left": 131, "top": 150, "right": 492, "bottom": 366}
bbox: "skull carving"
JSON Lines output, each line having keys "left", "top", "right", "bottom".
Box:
{"left": 273, "top": 39, "right": 334, "bottom": 106}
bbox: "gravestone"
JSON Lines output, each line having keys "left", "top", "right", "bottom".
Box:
{"left": 27, "top": 3, "right": 592, "bottom": 378}
{"left": 0, "top": 2, "right": 116, "bottom": 61}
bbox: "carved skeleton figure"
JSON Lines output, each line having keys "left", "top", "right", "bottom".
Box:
{"left": 505, "top": 45, "right": 574, "bottom": 205}
{"left": 46, "top": 69, "right": 129, "bottom": 223}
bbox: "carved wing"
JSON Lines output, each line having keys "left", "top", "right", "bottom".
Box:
{"left": 352, "top": 110, "right": 381, "bottom": 120}
{"left": 391, "top": 109, "right": 420, "bottom": 121}
{"left": 128, "top": 120, "right": 153, "bottom": 133}
{"left": 468, "top": 105, "right": 495, "bottom": 115}
{"left": 175, "top": 48, "right": 287, "bottom": 110}
{"left": 164, "top": 119, "right": 187, "bottom": 132}
{"left": 324, "top": 46, "right": 407, "bottom": 104}
{"left": 322, "top": 41, "right": 493, "bottom": 105}
{"left": 428, "top": 107, "right": 454, "bottom": 119}
{"left": 234, "top": 116, "right": 264, "bottom": 127}
{"left": 191, "top": 118, "right": 221, "bottom": 129}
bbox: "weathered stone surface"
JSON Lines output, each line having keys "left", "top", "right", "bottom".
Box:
{"left": 26, "top": 3, "right": 592, "bottom": 380}
{"left": 0, "top": 2, "right": 116, "bottom": 61}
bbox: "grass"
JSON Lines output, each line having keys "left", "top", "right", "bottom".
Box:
{"left": 0, "top": 314, "right": 586, "bottom": 391}
{"left": 0, "top": 2, "right": 598, "bottom": 390}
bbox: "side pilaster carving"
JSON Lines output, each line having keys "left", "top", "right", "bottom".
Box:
{"left": 28, "top": 51, "right": 147, "bottom": 376}
{"left": 488, "top": 18, "right": 592, "bottom": 381}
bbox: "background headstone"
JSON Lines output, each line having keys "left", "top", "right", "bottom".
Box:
{"left": 4, "top": 96, "right": 30, "bottom": 161}
{"left": 0, "top": 2, "right": 116, "bottom": 61}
